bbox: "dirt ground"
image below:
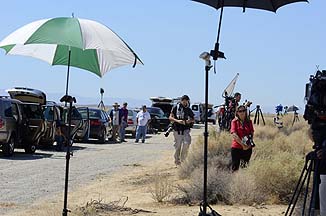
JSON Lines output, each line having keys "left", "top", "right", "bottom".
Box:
{"left": 2, "top": 125, "right": 288, "bottom": 216}
{"left": 7, "top": 150, "right": 287, "bottom": 216}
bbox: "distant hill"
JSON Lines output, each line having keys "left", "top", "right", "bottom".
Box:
{"left": 0, "top": 89, "right": 300, "bottom": 114}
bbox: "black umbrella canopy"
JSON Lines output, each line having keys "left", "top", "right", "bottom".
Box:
{"left": 287, "top": 105, "right": 299, "bottom": 112}
{"left": 192, "top": 0, "right": 308, "bottom": 12}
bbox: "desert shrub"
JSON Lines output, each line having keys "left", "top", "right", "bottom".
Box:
{"left": 178, "top": 130, "right": 231, "bottom": 179}
{"left": 247, "top": 152, "right": 304, "bottom": 203}
{"left": 229, "top": 169, "right": 263, "bottom": 205}
{"left": 149, "top": 173, "right": 173, "bottom": 202}
{"left": 177, "top": 167, "right": 231, "bottom": 204}
{"left": 254, "top": 124, "right": 279, "bottom": 141}
{"left": 176, "top": 116, "right": 312, "bottom": 205}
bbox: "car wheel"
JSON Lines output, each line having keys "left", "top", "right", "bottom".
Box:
{"left": 99, "top": 129, "right": 106, "bottom": 144}
{"left": 131, "top": 131, "right": 136, "bottom": 138}
{"left": 213, "top": 120, "right": 216, "bottom": 125}
{"left": 3, "top": 136, "right": 15, "bottom": 157}
{"left": 24, "top": 143, "right": 37, "bottom": 154}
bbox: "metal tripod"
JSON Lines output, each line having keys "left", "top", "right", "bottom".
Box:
{"left": 292, "top": 111, "right": 300, "bottom": 126}
{"left": 97, "top": 88, "right": 106, "bottom": 110}
{"left": 250, "top": 105, "right": 265, "bottom": 125}
{"left": 285, "top": 150, "right": 320, "bottom": 216}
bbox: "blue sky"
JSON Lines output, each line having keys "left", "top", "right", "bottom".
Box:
{"left": 0, "top": 0, "right": 325, "bottom": 112}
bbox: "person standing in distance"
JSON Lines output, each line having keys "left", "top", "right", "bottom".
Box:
{"left": 120, "top": 102, "right": 128, "bottom": 142}
{"left": 109, "top": 102, "right": 122, "bottom": 142}
{"left": 135, "top": 105, "right": 151, "bottom": 143}
{"left": 169, "top": 95, "right": 194, "bottom": 166}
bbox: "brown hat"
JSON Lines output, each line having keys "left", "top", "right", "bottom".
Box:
{"left": 113, "top": 102, "right": 120, "bottom": 107}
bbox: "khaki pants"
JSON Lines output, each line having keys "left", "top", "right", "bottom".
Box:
{"left": 112, "top": 125, "right": 120, "bottom": 141}
{"left": 173, "top": 129, "right": 191, "bottom": 165}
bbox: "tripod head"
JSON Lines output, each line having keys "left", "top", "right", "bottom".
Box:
{"left": 256, "top": 104, "right": 260, "bottom": 109}
{"left": 60, "top": 95, "right": 76, "bottom": 104}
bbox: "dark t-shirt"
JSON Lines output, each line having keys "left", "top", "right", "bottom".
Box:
{"left": 171, "top": 103, "right": 194, "bottom": 131}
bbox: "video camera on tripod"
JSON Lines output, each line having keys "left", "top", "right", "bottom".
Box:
{"left": 286, "top": 69, "right": 326, "bottom": 216}
{"left": 304, "top": 69, "right": 326, "bottom": 127}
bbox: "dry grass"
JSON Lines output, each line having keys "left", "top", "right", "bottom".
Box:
{"left": 149, "top": 172, "right": 174, "bottom": 202}
{"left": 74, "top": 197, "right": 154, "bottom": 215}
{"left": 176, "top": 114, "right": 312, "bottom": 205}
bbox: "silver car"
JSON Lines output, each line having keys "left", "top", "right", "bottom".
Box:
{"left": 125, "top": 109, "right": 137, "bottom": 138}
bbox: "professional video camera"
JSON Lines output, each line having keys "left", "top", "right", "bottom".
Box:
{"left": 304, "top": 69, "right": 326, "bottom": 125}
{"left": 243, "top": 100, "right": 252, "bottom": 108}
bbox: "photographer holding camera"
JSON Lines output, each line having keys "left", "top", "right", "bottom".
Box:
{"left": 230, "top": 105, "right": 255, "bottom": 172}
{"left": 169, "top": 95, "right": 194, "bottom": 166}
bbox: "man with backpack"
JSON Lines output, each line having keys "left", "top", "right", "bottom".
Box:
{"left": 169, "top": 95, "right": 194, "bottom": 166}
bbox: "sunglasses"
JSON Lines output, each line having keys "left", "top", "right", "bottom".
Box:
{"left": 238, "top": 109, "right": 246, "bottom": 113}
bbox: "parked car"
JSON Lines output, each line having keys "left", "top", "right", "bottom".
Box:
{"left": 150, "top": 97, "right": 173, "bottom": 118}
{"left": 191, "top": 103, "right": 216, "bottom": 124}
{"left": 146, "top": 107, "right": 170, "bottom": 133}
{"left": 6, "top": 87, "right": 47, "bottom": 154}
{"left": 75, "top": 107, "right": 91, "bottom": 142}
{"left": 78, "top": 108, "right": 111, "bottom": 143}
{"left": 0, "top": 96, "right": 24, "bottom": 156}
{"left": 125, "top": 109, "right": 137, "bottom": 138}
{"left": 39, "top": 101, "right": 61, "bottom": 147}
{"left": 58, "top": 105, "right": 84, "bottom": 142}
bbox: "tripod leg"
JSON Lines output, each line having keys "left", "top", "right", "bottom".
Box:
{"left": 292, "top": 116, "right": 295, "bottom": 127}
{"left": 257, "top": 111, "right": 260, "bottom": 125}
{"left": 302, "top": 160, "right": 313, "bottom": 216}
{"left": 308, "top": 160, "right": 320, "bottom": 216}
{"left": 254, "top": 110, "right": 257, "bottom": 124}
{"left": 285, "top": 159, "right": 310, "bottom": 216}
{"left": 259, "top": 109, "right": 266, "bottom": 125}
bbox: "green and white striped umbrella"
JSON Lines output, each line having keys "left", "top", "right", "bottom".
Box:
{"left": 0, "top": 17, "right": 143, "bottom": 78}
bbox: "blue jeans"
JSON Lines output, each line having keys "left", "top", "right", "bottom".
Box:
{"left": 136, "top": 125, "right": 147, "bottom": 142}
{"left": 120, "top": 121, "right": 127, "bottom": 141}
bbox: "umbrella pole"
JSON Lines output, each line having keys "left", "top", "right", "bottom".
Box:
{"left": 203, "top": 64, "right": 210, "bottom": 215}
{"left": 210, "top": 1, "right": 224, "bottom": 61}
{"left": 61, "top": 95, "right": 76, "bottom": 216}
{"left": 65, "top": 48, "right": 72, "bottom": 97}
{"left": 200, "top": 2, "right": 225, "bottom": 216}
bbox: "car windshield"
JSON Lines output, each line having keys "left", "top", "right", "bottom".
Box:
{"left": 128, "top": 110, "right": 134, "bottom": 117}
{"left": 147, "top": 108, "right": 165, "bottom": 118}
{"left": 78, "top": 108, "right": 89, "bottom": 119}
{"left": 88, "top": 109, "right": 102, "bottom": 119}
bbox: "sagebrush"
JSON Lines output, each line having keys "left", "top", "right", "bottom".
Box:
{"left": 176, "top": 114, "right": 312, "bottom": 205}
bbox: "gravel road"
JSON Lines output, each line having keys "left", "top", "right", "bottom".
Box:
{"left": 0, "top": 130, "right": 181, "bottom": 215}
